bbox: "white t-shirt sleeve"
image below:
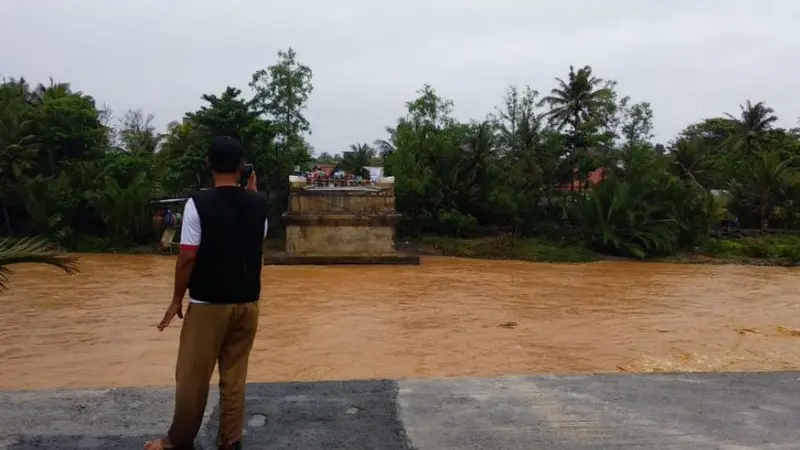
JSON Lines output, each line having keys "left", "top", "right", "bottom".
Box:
{"left": 180, "top": 197, "right": 267, "bottom": 244}
{"left": 180, "top": 198, "right": 202, "bottom": 247}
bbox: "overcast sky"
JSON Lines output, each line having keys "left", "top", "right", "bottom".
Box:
{"left": 2, "top": 0, "right": 799, "bottom": 154}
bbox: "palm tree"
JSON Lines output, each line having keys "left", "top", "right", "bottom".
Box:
{"left": 119, "top": 109, "right": 165, "bottom": 155}
{"left": 542, "top": 65, "right": 611, "bottom": 192}
{"left": 724, "top": 100, "right": 778, "bottom": 154}
{"left": 581, "top": 178, "right": 680, "bottom": 259}
{"left": 0, "top": 237, "right": 78, "bottom": 292}
{"left": 453, "top": 121, "right": 494, "bottom": 209}
{"left": 668, "top": 139, "right": 711, "bottom": 189}
{"left": 341, "top": 143, "right": 375, "bottom": 178}
{"left": 730, "top": 152, "right": 797, "bottom": 229}
{"left": 0, "top": 96, "right": 38, "bottom": 233}
{"left": 542, "top": 65, "right": 610, "bottom": 132}
{"left": 374, "top": 126, "right": 397, "bottom": 163}
{"left": 30, "top": 79, "right": 75, "bottom": 105}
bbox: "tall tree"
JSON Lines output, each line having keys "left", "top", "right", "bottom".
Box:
{"left": 405, "top": 84, "right": 455, "bottom": 130}
{"left": 187, "top": 87, "right": 258, "bottom": 143}
{"left": 620, "top": 101, "right": 655, "bottom": 147}
{"left": 542, "top": 65, "right": 611, "bottom": 134}
{"left": 494, "top": 85, "right": 540, "bottom": 156}
{"left": 542, "top": 65, "right": 612, "bottom": 192}
{"left": 29, "top": 80, "right": 107, "bottom": 174}
{"left": 0, "top": 107, "right": 37, "bottom": 233}
{"left": 724, "top": 100, "right": 778, "bottom": 154}
{"left": 249, "top": 47, "right": 313, "bottom": 161}
{"left": 117, "top": 109, "right": 163, "bottom": 155}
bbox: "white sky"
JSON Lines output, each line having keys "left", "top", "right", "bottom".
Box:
{"left": 2, "top": 0, "right": 799, "bottom": 154}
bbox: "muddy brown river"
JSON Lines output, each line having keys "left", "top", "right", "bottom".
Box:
{"left": 1, "top": 254, "right": 798, "bottom": 390}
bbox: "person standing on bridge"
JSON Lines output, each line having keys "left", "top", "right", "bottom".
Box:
{"left": 146, "top": 136, "right": 269, "bottom": 450}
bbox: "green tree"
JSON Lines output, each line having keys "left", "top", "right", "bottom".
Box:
{"left": 724, "top": 100, "right": 778, "bottom": 154}
{"left": 730, "top": 152, "right": 797, "bottom": 229}
{"left": 249, "top": 48, "right": 313, "bottom": 160}
{"left": 314, "top": 151, "right": 341, "bottom": 165}
{"left": 0, "top": 94, "right": 37, "bottom": 233}
{"left": 668, "top": 138, "right": 712, "bottom": 189}
{"left": 581, "top": 177, "right": 682, "bottom": 259}
{"left": 341, "top": 143, "right": 375, "bottom": 178}
{"left": 158, "top": 120, "right": 206, "bottom": 193}
{"left": 117, "top": 109, "right": 163, "bottom": 155}
{"left": 620, "top": 101, "right": 655, "bottom": 147}
{"left": 542, "top": 65, "right": 612, "bottom": 192}
{"left": 29, "top": 80, "right": 107, "bottom": 174}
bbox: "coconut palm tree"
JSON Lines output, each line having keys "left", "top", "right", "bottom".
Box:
{"left": 542, "top": 65, "right": 610, "bottom": 132}
{"left": 30, "top": 79, "right": 75, "bottom": 105}
{"left": 0, "top": 237, "right": 78, "bottom": 292}
{"left": 542, "top": 65, "right": 612, "bottom": 192}
{"left": 724, "top": 100, "right": 778, "bottom": 154}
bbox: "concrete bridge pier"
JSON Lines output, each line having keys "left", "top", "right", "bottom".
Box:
{"left": 263, "top": 176, "right": 419, "bottom": 265}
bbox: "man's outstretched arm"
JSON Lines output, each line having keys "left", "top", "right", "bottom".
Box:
{"left": 172, "top": 246, "right": 197, "bottom": 304}
{"left": 158, "top": 199, "right": 201, "bottom": 331}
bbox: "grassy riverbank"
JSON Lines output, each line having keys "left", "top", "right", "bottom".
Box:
{"left": 670, "top": 235, "right": 800, "bottom": 266}
{"left": 411, "top": 235, "right": 800, "bottom": 266}
{"left": 405, "top": 236, "right": 601, "bottom": 263}
{"left": 50, "top": 232, "right": 800, "bottom": 267}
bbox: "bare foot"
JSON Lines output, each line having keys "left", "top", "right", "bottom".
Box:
{"left": 143, "top": 436, "right": 174, "bottom": 450}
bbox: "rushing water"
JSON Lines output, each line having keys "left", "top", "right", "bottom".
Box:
{"left": 1, "top": 254, "right": 798, "bottom": 390}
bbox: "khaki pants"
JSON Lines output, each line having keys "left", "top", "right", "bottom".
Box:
{"left": 167, "top": 301, "right": 259, "bottom": 449}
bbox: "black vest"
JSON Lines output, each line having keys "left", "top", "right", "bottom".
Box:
{"left": 187, "top": 187, "right": 268, "bottom": 304}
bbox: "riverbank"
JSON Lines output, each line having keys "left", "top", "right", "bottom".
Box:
{"left": 43, "top": 232, "right": 800, "bottom": 266}
{"left": 409, "top": 235, "right": 800, "bottom": 266}
{"left": 401, "top": 236, "right": 600, "bottom": 263}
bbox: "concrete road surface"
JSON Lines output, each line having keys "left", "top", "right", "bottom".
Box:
{"left": 1, "top": 372, "right": 799, "bottom": 449}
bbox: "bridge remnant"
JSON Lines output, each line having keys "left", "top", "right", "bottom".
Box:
{"left": 264, "top": 176, "right": 419, "bottom": 265}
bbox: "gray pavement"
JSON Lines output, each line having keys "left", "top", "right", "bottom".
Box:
{"left": 1, "top": 373, "right": 800, "bottom": 449}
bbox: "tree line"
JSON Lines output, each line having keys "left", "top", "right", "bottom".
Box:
{"left": 1, "top": 51, "right": 799, "bottom": 258}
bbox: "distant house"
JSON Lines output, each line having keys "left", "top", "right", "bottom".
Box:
{"left": 555, "top": 167, "right": 608, "bottom": 192}
{"left": 311, "top": 164, "right": 336, "bottom": 177}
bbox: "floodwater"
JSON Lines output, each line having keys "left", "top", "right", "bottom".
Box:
{"left": 1, "top": 254, "right": 798, "bottom": 390}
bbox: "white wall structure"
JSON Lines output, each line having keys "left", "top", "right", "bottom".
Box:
{"left": 365, "top": 166, "right": 384, "bottom": 182}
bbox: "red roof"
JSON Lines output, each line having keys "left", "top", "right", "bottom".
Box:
{"left": 313, "top": 164, "right": 336, "bottom": 177}
{"left": 587, "top": 167, "right": 606, "bottom": 184}
{"left": 555, "top": 167, "right": 608, "bottom": 192}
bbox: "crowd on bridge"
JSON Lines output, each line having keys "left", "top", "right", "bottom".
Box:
{"left": 299, "top": 164, "right": 384, "bottom": 187}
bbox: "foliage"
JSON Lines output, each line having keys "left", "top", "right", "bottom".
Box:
{"left": 1, "top": 59, "right": 799, "bottom": 262}
{"left": 580, "top": 177, "right": 681, "bottom": 258}
{"left": 340, "top": 143, "right": 375, "bottom": 178}
{"left": 0, "top": 237, "right": 78, "bottom": 292}
{"left": 420, "top": 235, "right": 597, "bottom": 263}
{"left": 0, "top": 48, "right": 313, "bottom": 245}
{"left": 703, "top": 235, "right": 800, "bottom": 264}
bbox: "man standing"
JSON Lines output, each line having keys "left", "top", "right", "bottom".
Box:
{"left": 146, "top": 136, "right": 269, "bottom": 450}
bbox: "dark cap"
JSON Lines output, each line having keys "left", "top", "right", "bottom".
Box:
{"left": 208, "top": 136, "right": 244, "bottom": 160}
